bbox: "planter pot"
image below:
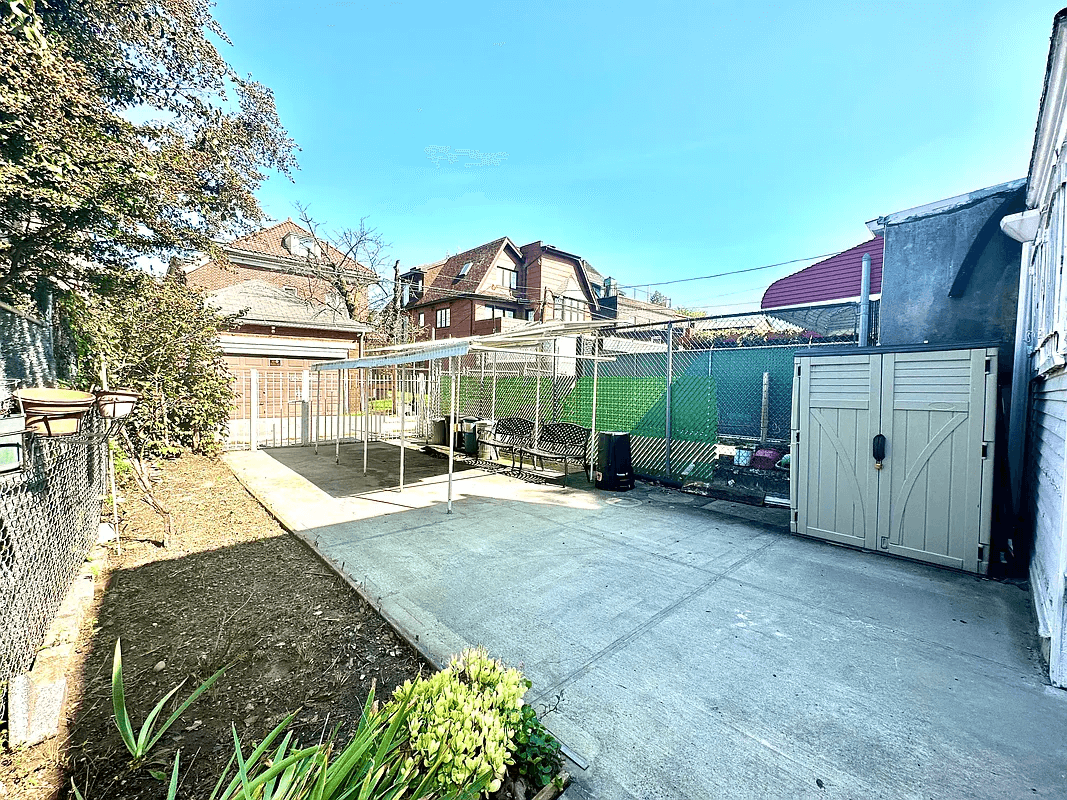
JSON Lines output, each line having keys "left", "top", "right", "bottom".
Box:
{"left": 16, "top": 388, "right": 96, "bottom": 437}
{"left": 0, "top": 414, "right": 27, "bottom": 473}
{"left": 94, "top": 388, "right": 140, "bottom": 419}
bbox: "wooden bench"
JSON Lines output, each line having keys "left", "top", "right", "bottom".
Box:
{"left": 479, "top": 417, "right": 534, "bottom": 469}
{"left": 523, "top": 422, "right": 592, "bottom": 485}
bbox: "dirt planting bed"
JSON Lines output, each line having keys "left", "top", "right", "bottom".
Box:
{"left": 1, "top": 453, "right": 427, "bottom": 799}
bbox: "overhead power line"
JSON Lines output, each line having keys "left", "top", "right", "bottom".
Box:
{"left": 353, "top": 248, "right": 843, "bottom": 306}
{"left": 614, "top": 251, "right": 842, "bottom": 291}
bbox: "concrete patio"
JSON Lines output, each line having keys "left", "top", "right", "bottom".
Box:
{"left": 224, "top": 442, "right": 1067, "bottom": 799}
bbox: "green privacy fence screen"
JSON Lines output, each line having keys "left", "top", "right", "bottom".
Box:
{"left": 437, "top": 339, "right": 815, "bottom": 483}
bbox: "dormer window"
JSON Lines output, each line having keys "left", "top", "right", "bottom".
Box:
{"left": 498, "top": 267, "right": 517, "bottom": 290}
{"left": 282, "top": 286, "right": 299, "bottom": 296}
{"left": 282, "top": 233, "right": 322, "bottom": 259}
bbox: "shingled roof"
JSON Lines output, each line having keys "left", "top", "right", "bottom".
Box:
{"left": 222, "top": 220, "right": 376, "bottom": 283}
{"left": 209, "top": 279, "right": 371, "bottom": 333}
{"left": 410, "top": 237, "right": 524, "bottom": 305}
{"left": 761, "top": 237, "right": 883, "bottom": 309}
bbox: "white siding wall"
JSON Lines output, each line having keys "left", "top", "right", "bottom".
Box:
{"left": 1017, "top": 20, "right": 1067, "bottom": 687}
{"left": 1029, "top": 372, "right": 1067, "bottom": 685}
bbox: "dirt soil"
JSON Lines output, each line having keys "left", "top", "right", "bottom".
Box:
{"left": 0, "top": 454, "right": 428, "bottom": 800}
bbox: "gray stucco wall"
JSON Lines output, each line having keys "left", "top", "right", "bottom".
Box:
{"left": 0, "top": 301, "right": 58, "bottom": 396}
{"left": 879, "top": 190, "right": 1023, "bottom": 374}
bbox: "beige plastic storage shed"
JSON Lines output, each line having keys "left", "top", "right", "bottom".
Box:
{"left": 790, "top": 344, "right": 997, "bottom": 575}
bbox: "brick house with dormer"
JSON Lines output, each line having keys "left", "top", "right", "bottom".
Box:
{"left": 399, "top": 237, "right": 603, "bottom": 339}
{"left": 185, "top": 219, "right": 375, "bottom": 372}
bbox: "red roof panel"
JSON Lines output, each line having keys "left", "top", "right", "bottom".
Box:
{"left": 761, "top": 237, "right": 883, "bottom": 309}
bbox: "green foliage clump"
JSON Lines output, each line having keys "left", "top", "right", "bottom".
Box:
{"left": 509, "top": 702, "right": 564, "bottom": 791}
{"left": 0, "top": 0, "right": 296, "bottom": 304}
{"left": 64, "top": 272, "right": 236, "bottom": 457}
{"left": 392, "top": 648, "right": 528, "bottom": 795}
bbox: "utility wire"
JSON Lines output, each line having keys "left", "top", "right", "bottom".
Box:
{"left": 613, "top": 251, "right": 841, "bottom": 290}
{"left": 326, "top": 249, "right": 843, "bottom": 306}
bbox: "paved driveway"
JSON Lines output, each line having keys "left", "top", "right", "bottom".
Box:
{"left": 225, "top": 443, "right": 1067, "bottom": 799}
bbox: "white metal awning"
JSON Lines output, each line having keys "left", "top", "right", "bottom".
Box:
{"left": 311, "top": 320, "right": 617, "bottom": 371}
{"left": 310, "top": 341, "right": 471, "bottom": 371}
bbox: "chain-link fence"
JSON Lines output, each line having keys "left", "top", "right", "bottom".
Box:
{"left": 433, "top": 303, "right": 864, "bottom": 483}
{"left": 224, "top": 366, "right": 433, "bottom": 450}
{"left": 224, "top": 302, "right": 869, "bottom": 485}
{"left": 0, "top": 413, "right": 107, "bottom": 718}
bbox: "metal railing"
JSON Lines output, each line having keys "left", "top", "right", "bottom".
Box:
{"left": 224, "top": 366, "right": 432, "bottom": 451}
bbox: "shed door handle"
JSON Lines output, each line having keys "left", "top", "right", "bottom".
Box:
{"left": 872, "top": 434, "right": 886, "bottom": 468}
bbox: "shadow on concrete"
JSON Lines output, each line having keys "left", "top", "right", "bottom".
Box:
{"left": 261, "top": 441, "right": 478, "bottom": 498}
{"left": 261, "top": 441, "right": 597, "bottom": 499}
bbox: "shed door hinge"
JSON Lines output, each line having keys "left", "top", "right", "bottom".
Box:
{"left": 982, "top": 443, "right": 989, "bottom": 458}
{"left": 880, "top": 536, "right": 889, "bottom": 550}
{"left": 796, "top": 364, "right": 802, "bottom": 377}
{"left": 984, "top": 357, "right": 992, "bottom": 375}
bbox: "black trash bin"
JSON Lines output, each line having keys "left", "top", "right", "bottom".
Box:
{"left": 595, "top": 431, "right": 634, "bottom": 491}
{"left": 456, "top": 417, "right": 481, "bottom": 455}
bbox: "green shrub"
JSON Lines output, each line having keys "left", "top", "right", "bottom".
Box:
{"left": 391, "top": 648, "right": 527, "bottom": 795}
{"left": 509, "top": 703, "right": 563, "bottom": 791}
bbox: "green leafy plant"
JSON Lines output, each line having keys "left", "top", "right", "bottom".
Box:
{"left": 111, "top": 638, "right": 226, "bottom": 763}
{"left": 207, "top": 683, "right": 486, "bottom": 800}
{"left": 391, "top": 647, "right": 527, "bottom": 796}
{"left": 508, "top": 703, "right": 563, "bottom": 791}
{"left": 64, "top": 275, "right": 238, "bottom": 457}
{"left": 0, "top": 0, "right": 296, "bottom": 306}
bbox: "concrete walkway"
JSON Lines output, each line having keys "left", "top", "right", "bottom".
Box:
{"left": 224, "top": 443, "right": 1067, "bottom": 799}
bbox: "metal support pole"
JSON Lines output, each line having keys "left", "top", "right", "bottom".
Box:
{"left": 534, "top": 348, "right": 542, "bottom": 444}
{"left": 399, "top": 366, "right": 406, "bottom": 492}
{"left": 760, "top": 371, "right": 770, "bottom": 443}
{"left": 363, "top": 367, "right": 369, "bottom": 476}
{"left": 858, "top": 252, "right": 872, "bottom": 346}
{"left": 301, "top": 369, "right": 311, "bottom": 446}
{"left": 665, "top": 322, "right": 674, "bottom": 479}
{"left": 589, "top": 337, "right": 600, "bottom": 483}
{"left": 335, "top": 368, "right": 341, "bottom": 464}
{"left": 491, "top": 352, "right": 498, "bottom": 420}
{"left": 448, "top": 357, "right": 457, "bottom": 514}
{"left": 314, "top": 370, "right": 321, "bottom": 454}
{"left": 250, "top": 368, "right": 259, "bottom": 451}
{"left": 551, "top": 338, "right": 557, "bottom": 422}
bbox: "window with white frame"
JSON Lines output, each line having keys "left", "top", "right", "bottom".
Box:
{"left": 553, "top": 296, "right": 585, "bottom": 321}
{"left": 436, "top": 307, "right": 450, "bottom": 328}
{"left": 1030, "top": 187, "right": 1066, "bottom": 358}
{"left": 498, "top": 266, "right": 517, "bottom": 290}
{"left": 476, "top": 304, "right": 527, "bottom": 321}
{"left": 418, "top": 311, "right": 425, "bottom": 327}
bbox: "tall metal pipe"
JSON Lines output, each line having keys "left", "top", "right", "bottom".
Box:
{"left": 858, "top": 252, "right": 872, "bottom": 346}
{"left": 664, "top": 322, "right": 674, "bottom": 478}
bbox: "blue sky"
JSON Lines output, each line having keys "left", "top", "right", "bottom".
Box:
{"left": 214, "top": 1, "right": 1063, "bottom": 313}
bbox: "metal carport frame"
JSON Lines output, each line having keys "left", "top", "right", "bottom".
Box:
{"left": 311, "top": 321, "right": 616, "bottom": 513}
